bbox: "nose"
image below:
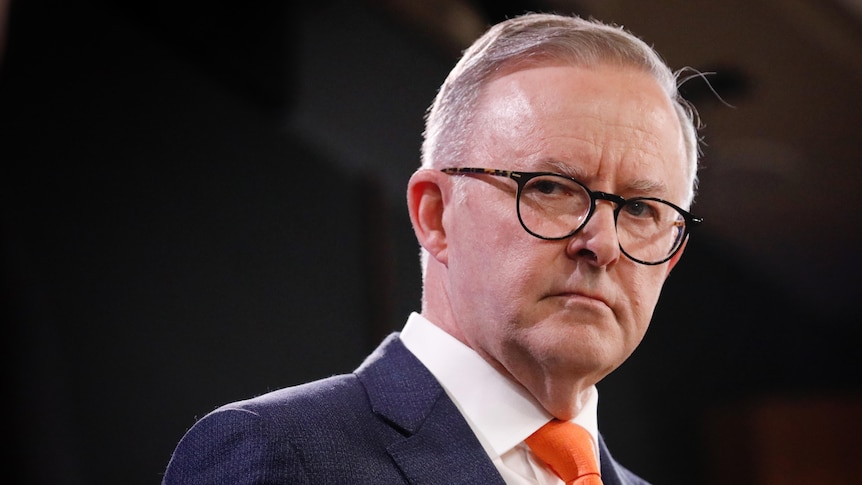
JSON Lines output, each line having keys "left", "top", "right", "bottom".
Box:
{"left": 566, "top": 202, "right": 621, "bottom": 267}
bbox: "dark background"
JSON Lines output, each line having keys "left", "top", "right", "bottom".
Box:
{"left": 2, "top": 0, "right": 860, "bottom": 484}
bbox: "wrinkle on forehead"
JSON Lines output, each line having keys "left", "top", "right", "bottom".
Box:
{"left": 539, "top": 158, "right": 669, "bottom": 198}
{"left": 473, "top": 64, "right": 687, "bottom": 201}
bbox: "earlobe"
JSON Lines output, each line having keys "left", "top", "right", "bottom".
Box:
{"left": 407, "top": 170, "right": 449, "bottom": 264}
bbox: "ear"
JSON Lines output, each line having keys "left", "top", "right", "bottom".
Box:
{"left": 407, "top": 169, "right": 449, "bottom": 265}
{"left": 664, "top": 238, "right": 688, "bottom": 276}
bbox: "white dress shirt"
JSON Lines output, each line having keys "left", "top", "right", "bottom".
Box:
{"left": 400, "top": 312, "right": 601, "bottom": 484}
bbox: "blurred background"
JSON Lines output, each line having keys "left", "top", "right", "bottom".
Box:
{"left": 1, "top": 0, "right": 860, "bottom": 483}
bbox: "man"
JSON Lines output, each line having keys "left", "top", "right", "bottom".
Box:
{"left": 163, "top": 12, "right": 702, "bottom": 484}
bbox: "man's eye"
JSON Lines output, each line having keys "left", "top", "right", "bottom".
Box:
{"left": 532, "top": 180, "right": 565, "bottom": 195}
{"left": 526, "top": 177, "right": 581, "bottom": 197}
{"left": 624, "top": 201, "right": 655, "bottom": 218}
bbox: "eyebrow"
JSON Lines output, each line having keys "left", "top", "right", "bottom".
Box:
{"left": 625, "top": 178, "right": 669, "bottom": 197}
{"left": 538, "top": 159, "right": 670, "bottom": 197}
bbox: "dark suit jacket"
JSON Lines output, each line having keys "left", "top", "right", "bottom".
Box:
{"left": 163, "top": 333, "right": 650, "bottom": 484}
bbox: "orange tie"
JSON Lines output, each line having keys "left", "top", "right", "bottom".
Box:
{"left": 525, "top": 420, "right": 604, "bottom": 485}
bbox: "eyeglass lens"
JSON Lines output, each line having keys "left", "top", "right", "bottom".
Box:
{"left": 517, "top": 174, "right": 686, "bottom": 264}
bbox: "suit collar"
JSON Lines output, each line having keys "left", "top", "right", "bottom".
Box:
{"left": 356, "top": 333, "right": 505, "bottom": 484}
{"left": 355, "top": 333, "right": 442, "bottom": 433}
{"left": 356, "top": 333, "right": 645, "bottom": 485}
{"left": 599, "top": 434, "right": 647, "bottom": 485}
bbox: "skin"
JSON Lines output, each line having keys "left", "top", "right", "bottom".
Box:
{"left": 407, "top": 63, "right": 689, "bottom": 420}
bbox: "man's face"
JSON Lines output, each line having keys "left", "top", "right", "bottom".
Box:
{"left": 442, "top": 63, "right": 689, "bottom": 409}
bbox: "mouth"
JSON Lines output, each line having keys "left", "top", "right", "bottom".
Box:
{"left": 549, "top": 290, "right": 611, "bottom": 310}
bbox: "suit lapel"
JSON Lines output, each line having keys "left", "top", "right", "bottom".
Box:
{"left": 356, "top": 334, "right": 505, "bottom": 485}
{"left": 599, "top": 438, "right": 624, "bottom": 485}
{"left": 387, "top": 392, "right": 505, "bottom": 484}
{"left": 599, "top": 434, "right": 649, "bottom": 485}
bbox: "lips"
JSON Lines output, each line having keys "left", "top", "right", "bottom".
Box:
{"left": 550, "top": 290, "right": 610, "bottom": 309}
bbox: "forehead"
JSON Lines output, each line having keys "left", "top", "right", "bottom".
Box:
{"left": 472, "top": 63, "right": 688, "bottom": 199}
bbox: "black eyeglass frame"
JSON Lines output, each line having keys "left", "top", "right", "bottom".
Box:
{"left": 441, "top": 167, "right": 703, "bottom": 265}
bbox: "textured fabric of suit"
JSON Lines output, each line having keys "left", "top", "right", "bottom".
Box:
{"left": 163, "top": 333, "right": 650, "bottom": 484}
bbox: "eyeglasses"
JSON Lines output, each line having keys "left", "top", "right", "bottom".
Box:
{"left": 441, "top": 167, "right": 702, "bottom": 265}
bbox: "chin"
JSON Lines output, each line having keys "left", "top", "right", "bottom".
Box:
{"left": 535, "top": 336, "right": 620, "bottom": 375}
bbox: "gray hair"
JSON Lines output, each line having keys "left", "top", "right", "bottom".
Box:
{"left": 421, "top": 13, "right": 701, "bottom": 208}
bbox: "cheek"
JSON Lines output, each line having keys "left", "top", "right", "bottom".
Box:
{"left": 624, "top": 268, "right": 668, "bottom": 327}
{"left": 455, "top": 194, "right": 530, "bottom": 268}
{"left": 449, "top": 209, "right": 543, "bottom": 317}
{"left": 459, "top": 232, "right": 538, "bottom": 304}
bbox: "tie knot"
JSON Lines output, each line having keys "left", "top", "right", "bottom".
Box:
{"left": 525, "top": 420, "right": 603, "bottom": 485}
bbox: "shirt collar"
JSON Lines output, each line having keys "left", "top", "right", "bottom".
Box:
{"left": 400, "top": 312, "right": 600, "bottom": 460}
